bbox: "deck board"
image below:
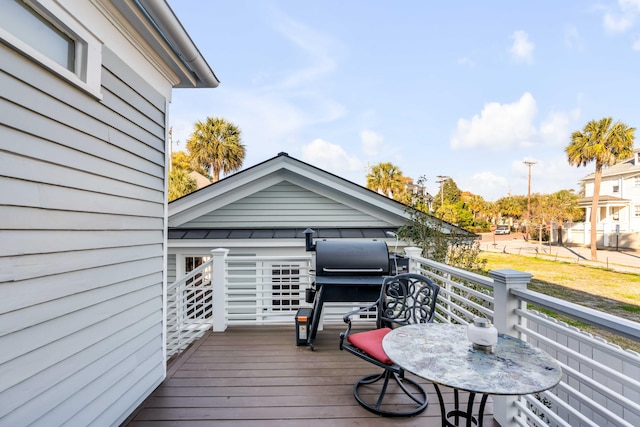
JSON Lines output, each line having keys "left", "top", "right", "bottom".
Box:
{"left": 125, "top": 326, "right": 497, "bottom": 426}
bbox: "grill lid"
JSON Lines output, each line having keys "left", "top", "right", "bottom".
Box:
{"left": 315, "top": 240, "right": 389, "bottom": 276}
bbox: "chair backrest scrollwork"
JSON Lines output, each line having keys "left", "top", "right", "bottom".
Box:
{"left": 378, "top": 273, "right": 440, "bottom": 329}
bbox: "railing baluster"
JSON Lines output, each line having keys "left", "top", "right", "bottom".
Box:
{"left": 163, "top": 247, "right": 640, "bottom": 425}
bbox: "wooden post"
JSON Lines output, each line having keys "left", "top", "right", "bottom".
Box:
{"left": 211, "top": 248, "right": 229, "bottom": 332}
{"left": 489, "top": 268, "right": 532, "bottom": 426}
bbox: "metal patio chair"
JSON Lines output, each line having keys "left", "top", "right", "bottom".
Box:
{"left": 339, "top": 273, "right": 440, "bottom": 417}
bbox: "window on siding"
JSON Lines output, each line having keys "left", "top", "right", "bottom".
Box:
{"left": 635, "top": 177, "right": 640, "bottom": 187}
{"left": 635, "top": 205, "right": 640, "bottom": 217}
{"left": 0, "top": 0, "right": 102, "bottom": 98}
{"left": 612, "top": 185, "right": 620, "bottom": 193}
{"left": 1, "top": 0, "right": 75, "bottom": 70}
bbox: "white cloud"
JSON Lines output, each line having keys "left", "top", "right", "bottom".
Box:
{"left": 169, "top": 9, "right": 351, "bottom": 165}
{"left": 622, "top": 0, "right": 640, "bottom": 10}
{"left": 450, "top": 92, "right": 538, "bottom": 150}
{"left": 604, "top": 13, "right": 634, "bottom": 32}
{"left": 360, "top": 130, "right": 383, "bottom": 156}
{"left": 462, "top": 157, "right": 583, "bottom": 201}
{"left": 268, "top": 12, "right": 345, "bottom": 90}
{"left": 463, "top": 172, "right": 509, "bottom": 202}
{"left": 301, "top": 139, "right": 364, "bottom": 183}
{"left": 633, "top": 38, "right": 640, "bottom": 50}
{"left": 564, "top": 25, "right": 584, "bottom": 51}
{"left": 457, "top": 57, "right": 476, "bottom": 68}
{"left": 539, "top": 109, "right": 580, "bottom": 146}
{"left": 509, "top": 30, "right": 534, "bottom": 64}
{"left": 603, "top": 0, "right": 640, "bottom": 33}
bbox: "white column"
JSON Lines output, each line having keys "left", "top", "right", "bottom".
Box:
{"left": 583, "top": 220, "right": 589, "bottom": 245}
{"left": 489, "top": 269, "right": 533, "bottom": 426}
{"left": 404, "top": 246, "right": 423, "bottom": 273}
{"left": 211, "top": 248, "right": 229, "bottom": 332}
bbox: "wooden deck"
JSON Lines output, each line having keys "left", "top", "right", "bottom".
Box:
{"left": 125, "top": 326, "right": 496, "bottom": 426}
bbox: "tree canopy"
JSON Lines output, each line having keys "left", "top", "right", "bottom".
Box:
{"left": 186, "top": 117, "right": 246, "bottom": 182}
{"left": 168, "top": 168, "right": 197, "bottom": 202}
{"left": 366, "top": 162, "right": 404, "bottom": 199}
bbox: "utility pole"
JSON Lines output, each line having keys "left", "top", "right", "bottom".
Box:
{"left": 168, "top": 127, "right": 173, "bottom": 173}
{"left": 523, "top": 161, "right": 536, "bottom": 240}
{"left": 436, "top": 175, "right": 449, "bottom": 206}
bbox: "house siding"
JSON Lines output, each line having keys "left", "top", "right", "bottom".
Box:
{"left": 178, "top": 181, "right": 394, "bottom": 228}
{"left": 0, "top": 43, "right": 166, "bottom": 426}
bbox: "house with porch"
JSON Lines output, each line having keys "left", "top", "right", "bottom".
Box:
{"left": 0, "top": 1, "right": 217, "bottom": 425}
{"left": 566, "top": 147, "right": 640, "bottom": 249}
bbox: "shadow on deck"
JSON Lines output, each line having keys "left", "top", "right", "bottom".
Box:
{"left": 125, "top": 326, "right": 497, "bottom": 426}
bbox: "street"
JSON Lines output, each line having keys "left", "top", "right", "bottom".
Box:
{"left": 477, "top": 232, "right": 639, "bottom": 274}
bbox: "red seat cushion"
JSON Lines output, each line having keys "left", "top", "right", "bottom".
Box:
{"left": 346, "top": 327, "right": 393, "bottom": 364}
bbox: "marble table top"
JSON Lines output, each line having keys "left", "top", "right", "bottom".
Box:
{"left": 382, "top": 323, "right": 562, "bottom": 395}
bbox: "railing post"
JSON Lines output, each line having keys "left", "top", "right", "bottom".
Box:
{"left": 211, "top": 248, "right": 229, "bottom": 332}
{"left": 489, "top": 268, "right": 532, "bottom": 426}
{"left": 404, "top": 246, "right": 422, "bottom": 273}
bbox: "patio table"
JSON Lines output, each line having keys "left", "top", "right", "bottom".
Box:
{"left": 382, "top": 323, "right": 562, "bottom": 427}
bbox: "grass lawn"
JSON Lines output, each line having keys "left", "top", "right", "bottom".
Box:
{"left": 480, "top": 252, "right": 640, "bottom": 352}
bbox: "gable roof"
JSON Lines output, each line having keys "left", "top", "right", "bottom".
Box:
{"left": 580, "top": 147, "right": 640, "bottom": 181}
{"left": 169, "top": 153, "right": 469, "bottom": 235}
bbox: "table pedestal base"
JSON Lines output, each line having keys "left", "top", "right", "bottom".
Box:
{"left": 433, "top": 384, "right": 489, "bottom": 427}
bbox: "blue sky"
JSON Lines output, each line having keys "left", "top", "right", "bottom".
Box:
{"left": 168, "top": 0, "right": 640, "bottom": 201}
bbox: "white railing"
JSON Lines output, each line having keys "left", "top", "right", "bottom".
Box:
{"left": 165, "top": 247, "right": 640, "bottom": 426}
{"left": 224, "top": 253, "right": 313, "bottom": 325}
{"left": 166, "top": 257, "right": 213, "bottom": 359}
{"left": 166, "top": 249, "right": 313, "bottom": 359}
{"left": 403, "top": 248, "right": 640, "bottom": 427}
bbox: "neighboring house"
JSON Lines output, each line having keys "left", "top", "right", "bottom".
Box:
{"left": 168, "top": 152, "right": 470, "bottom": 284}
{"left": 188, "top": 170, "right": 213, "bottom": 189}
{"left": 567, "top": 147, "right": 640, "bottom": 248}
{"left": 0, "top": 1, "right": 217, "bottom": 425}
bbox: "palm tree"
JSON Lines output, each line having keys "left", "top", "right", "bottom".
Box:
{"left": 366, "top": 162, "right": 404, "bottom": 199}
{"left": 186, "top": 117, "right": 246, "bottom": 182}
{"left": 467, "top": 194, "right": 485, "bottom": 221}
{"left": 565, "top": 117, "right": 635, "bottom": 261}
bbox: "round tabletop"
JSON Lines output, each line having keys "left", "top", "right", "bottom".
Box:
{"left": 382, "top": 323, "right": 562, "bottom": 395}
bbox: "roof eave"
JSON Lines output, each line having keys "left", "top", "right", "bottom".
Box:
{"left": 108, "top": 0, "right": 219, "bottom": 89}
{"left": 138, "top": 0, "right": 219, "bottom": 88}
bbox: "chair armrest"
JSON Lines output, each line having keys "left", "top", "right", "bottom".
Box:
{"left": 339, "top": 299, "right": 379, "bottom": 350}
{"left": 342, "top": 299, "right": 379, "bottom": 324}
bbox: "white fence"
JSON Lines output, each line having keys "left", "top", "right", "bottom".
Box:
{"left": 166, "top": 247, "right": 640, "bottom": 426}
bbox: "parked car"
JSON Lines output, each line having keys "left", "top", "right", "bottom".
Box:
{"left": 494, "top": 225, "right": 510, "bottom": 235}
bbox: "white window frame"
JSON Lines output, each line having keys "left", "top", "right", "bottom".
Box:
{"left": 268, "top": 262, "right": 303, "bottom": 313}
{"left": 0, "top": 0, "right": 102, "bottom": 99}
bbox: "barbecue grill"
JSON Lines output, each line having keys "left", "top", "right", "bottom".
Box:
{"left": 303, "top": 229, "right": 390, "bottom": 349}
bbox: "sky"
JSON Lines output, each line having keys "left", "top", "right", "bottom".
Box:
{"left": 168, "top": 0, "right": 640, "bottom": 202}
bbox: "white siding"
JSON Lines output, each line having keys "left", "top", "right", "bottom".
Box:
{"left": 0, "top": 42, "right": 166, "bottom": 426}
{"left": 179, "top": 181, "right": 394, "bottom": 228}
